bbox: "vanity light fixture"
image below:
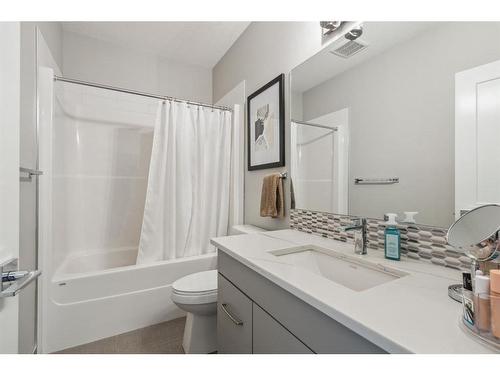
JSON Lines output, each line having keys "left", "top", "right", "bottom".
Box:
{"left": 345, "top": 25, "right": 363, "bottom": 41}
{"left": 320, "top": 21, "right": 343, "bottom": 36}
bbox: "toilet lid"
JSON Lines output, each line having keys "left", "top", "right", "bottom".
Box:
{"left": 172, "top": 270, "right": 217, "bottom": 294}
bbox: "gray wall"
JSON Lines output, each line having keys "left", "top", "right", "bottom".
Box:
{"left": 62, "top": 31, "right": 212, "bottom": 103}
{"left": 213, "top": 22, "right": 345, "bottom": 230}
{"left": 301, "top": 22, "right": 500, "bottom": 227}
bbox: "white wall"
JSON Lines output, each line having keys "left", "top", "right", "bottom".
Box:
{"left": 0, "top": 21, "right": 20, "bottom": 354}
{"left": 62, "top": 31, "right": 212, "bottom": 103}
{"left": 301, "top": 22, "right": 500, "bottom": 227}
{"left": 213, "top": 22, "right": 348, "bottom": 230}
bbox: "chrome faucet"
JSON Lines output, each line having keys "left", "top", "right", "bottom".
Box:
{"left": 343, "top": 218, "right": 368, "bottom": 255}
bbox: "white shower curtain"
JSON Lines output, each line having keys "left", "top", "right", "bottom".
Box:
{"left": 136, "top": 101, "right": 232, "bottom": 264}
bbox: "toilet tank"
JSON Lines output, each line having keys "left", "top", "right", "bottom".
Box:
{"left": 231, "top": 224, "right": 266, "bottom": 235}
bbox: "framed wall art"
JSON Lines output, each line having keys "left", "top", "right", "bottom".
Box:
{"left": 247, "top": 73, "right": 285, "bottom": 170}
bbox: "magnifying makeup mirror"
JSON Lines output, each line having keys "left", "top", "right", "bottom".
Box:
{"left": 447, "top": 204, "right": 500, "bottom": 262}
{"left": 446, "top": 205, "right": 500, "bottom": 303}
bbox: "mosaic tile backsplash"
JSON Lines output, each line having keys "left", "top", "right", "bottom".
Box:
{"left": 289, "top": 209, "right": 472, "bottom": 271}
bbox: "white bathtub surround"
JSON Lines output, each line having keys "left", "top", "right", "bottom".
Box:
{"left": 49, "top": 77, "right": 157, "bottom": 270}
{"left": 137, "top": 101, "right": 233, "bottom": 264}
{"left": 211, "top": 229, "right": 496, "bottom": 353}
{"left": 47, "top": 249, "right": 216, "bottom": 353}
{"left": 37, "top": 69, "right": 222, "bottom": 352}
{"left": 290, "top": 110, "right": 349, "bottom": 214}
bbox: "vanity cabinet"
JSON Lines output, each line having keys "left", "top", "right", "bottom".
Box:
{"left": 217, "top": 250, "right": 386, "bottom": 354}
{"left": 217, "top": 274, "right": 253, "bottom": 353}
{"left": 252, "top": 304, "right": 313, "bottom": 354}
{"left": 217, "top": 272, "right": 312, "bottom": 354}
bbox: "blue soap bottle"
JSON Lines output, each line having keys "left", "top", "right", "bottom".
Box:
{"left": 384, "top": 213, "right": 400, "bottom": 261}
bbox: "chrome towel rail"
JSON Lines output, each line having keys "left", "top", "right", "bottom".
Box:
{"left": 0, "top": 270, "right": 41, "bottom": 298}
{"left": 0, "top": 258, "right": 41, "bottom": 298}
{"left": 20, "top": 167, "right": 43, "bottom": 182}
{"left": 354, "top": 177, "right": 399, "bottom": 185}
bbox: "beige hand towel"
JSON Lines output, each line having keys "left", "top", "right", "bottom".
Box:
{"left": 260, "top": 173, "right": 284, "bottom": 218}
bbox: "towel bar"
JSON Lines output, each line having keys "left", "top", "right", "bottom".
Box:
{"left": 354, "top": 177, "right": 399, "bottom": 185}
{"left": 20, "top": 167, "right": 43, "bottom": 182}
{"left": 0, "top": 258, "right": 41, "bottom": 298}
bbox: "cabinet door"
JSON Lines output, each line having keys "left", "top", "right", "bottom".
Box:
{"left": 217, "top": 273, "right": 253, "bottom": 353}
{"left": 253, "top": 304, "right": 313, "bottom": 354}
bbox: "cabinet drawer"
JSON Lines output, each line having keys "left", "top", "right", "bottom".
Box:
{"left": 253, "top": 304, "right": 313, "bottom": 354}
{"left": 217, "top": 273, "right": 253, "bottom": 353}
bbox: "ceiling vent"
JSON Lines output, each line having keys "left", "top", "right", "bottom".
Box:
{"left": 330, "top": 38, "right": 368, "bottom": 58}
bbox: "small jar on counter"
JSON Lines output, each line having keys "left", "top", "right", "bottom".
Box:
{"left": 490, "top": 270, "right": 500, "bottom": 338}
{"left": 474, "top": 271, "right": 490, "bottom": 332}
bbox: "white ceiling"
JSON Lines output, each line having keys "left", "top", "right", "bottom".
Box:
{"left": 292, "top": 22, "right": 439, "bottom": 93}
{"left": 61, "top": 22, "right": 250, "bottom": 69}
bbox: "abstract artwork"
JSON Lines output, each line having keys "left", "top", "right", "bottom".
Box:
{"left": 247, "top": 74, "right": 285, "bottom": 170}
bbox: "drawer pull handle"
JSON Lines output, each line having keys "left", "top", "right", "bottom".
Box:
{"left": 221, "top": 303, "right": 243, "bottom": 326}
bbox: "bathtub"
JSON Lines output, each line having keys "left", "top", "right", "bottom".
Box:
{"left": 41, "top": 247, "right": 217, "bottom": 353}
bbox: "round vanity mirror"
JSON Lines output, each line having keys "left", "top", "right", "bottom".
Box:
{"left": 447, "top": 204, "right": 500, "bottom": 261}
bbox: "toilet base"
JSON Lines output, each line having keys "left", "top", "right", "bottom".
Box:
{"left": 182, "top": 312, "right": 217, "bottom": 354}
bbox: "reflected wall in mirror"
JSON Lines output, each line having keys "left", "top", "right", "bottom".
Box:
{"left": 291, "top": 22, "right": 500, "bottom": 228}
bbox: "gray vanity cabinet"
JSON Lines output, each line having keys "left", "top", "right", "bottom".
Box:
{"left": 217, "top": 250, "right": 386, "bottom": 354}
{"left": 252, "top": 304, "right": 313, "bottom": 354}
{"left": 217, "top": 272, "right": 312, "bottom": 354}
{"left": 217, "top": 273, "right": 253, "bottom": 353}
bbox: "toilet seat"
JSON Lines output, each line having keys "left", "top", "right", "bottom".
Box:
{"left": 172, "top": 270, "right": 217, "bottom": 305}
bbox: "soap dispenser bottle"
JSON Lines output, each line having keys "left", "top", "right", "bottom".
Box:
{"left": 384, "top": 213, "right": 400, "bottom": 261}
{"left": 403, "top": 211, "right": 418, "bottom": 224}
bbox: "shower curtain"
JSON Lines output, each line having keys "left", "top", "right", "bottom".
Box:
{"left": 136, "top": 101, "right": 232, "bottom": 264}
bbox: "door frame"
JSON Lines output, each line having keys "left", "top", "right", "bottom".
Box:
{"left": 455, "top": 59, "right": 500, "bottom": 218}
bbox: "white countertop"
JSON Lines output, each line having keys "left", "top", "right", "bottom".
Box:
{"left": 211, "top": 229, "right": 496, "bottom": 354}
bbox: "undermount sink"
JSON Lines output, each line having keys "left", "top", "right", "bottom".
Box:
{"left": 269, "top": 245, "right": 408, "bottom": 291}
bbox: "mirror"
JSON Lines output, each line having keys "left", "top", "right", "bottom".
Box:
{"left": 290, "top": 22, "right": 500, "bottom": 228}
{"left": 447, "top": 204, "right": 500, "bottom": 261}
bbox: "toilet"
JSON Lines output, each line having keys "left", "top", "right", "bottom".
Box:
{"left": 171, "top": 224, "right": 265, "bottom": 353}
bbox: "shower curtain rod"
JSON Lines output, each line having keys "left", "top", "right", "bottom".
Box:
{"left": 292, "top": 119, "right": 338, "bottom": 131}
{"left": 53, "top": 75, "right": 233, "bottom": 112}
